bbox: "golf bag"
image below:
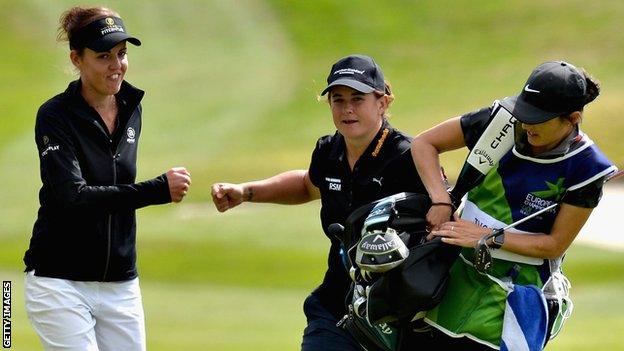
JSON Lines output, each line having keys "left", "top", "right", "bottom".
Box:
{"left": 333, "top": 192, "right": 461, "bottom": 351}
{"left": 331, "top": 102, "right": 523, "bottom": 350}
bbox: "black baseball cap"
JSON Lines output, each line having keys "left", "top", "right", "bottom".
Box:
{"left": 321, "top": 54, "right": 386, "bottom": 96}
{"left": 70, "top": 16, "right": 141, "bottom": 52}
{"left": 500, "top": 61, "right": 587, "bottom": 124}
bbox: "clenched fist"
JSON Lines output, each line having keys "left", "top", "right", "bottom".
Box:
{"left": 167, "top": 167, "right": 191, "bottom": 202}
{"left": 211, "top": 183, "right": 245, "bottom": 212}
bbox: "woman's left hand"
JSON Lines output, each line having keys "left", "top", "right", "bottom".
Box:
{"left": 427, "top": 217, "right": 490, "bottom": 248}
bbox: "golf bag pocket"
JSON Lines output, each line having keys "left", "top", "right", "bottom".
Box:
{"left": 337, "top": 305, "right": 398, "bottom": 351}
{"left": 366, "top": 238, "right": 460, "bottom": 324}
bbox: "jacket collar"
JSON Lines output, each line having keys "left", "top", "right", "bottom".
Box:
{"left": 66, "top": 79, "right": 144, "bottom": 113}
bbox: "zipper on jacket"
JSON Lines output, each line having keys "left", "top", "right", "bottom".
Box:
{"left": 102, "top": 214, "right": 112, "bottom": 281}
{"left": 102, "top": 145, "right": 118, "bottom": 281}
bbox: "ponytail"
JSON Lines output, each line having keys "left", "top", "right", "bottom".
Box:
{"left": 58, "top": 6, "right": 119, "bottom": 52}
{"left": 581, "top": 68, "right": 601, "bottom": 105}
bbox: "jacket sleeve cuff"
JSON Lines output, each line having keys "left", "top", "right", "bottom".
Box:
{"left": 141, "top": 173, "right": 172, "bottom": 205}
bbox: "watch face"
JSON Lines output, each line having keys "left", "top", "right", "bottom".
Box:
{"left": 493, "top": 233, "right": 504, "bottom": 247}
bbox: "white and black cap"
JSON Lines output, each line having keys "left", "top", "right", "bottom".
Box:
{"left": 500, "top": 61, "right": 588, "bottom": 124}
{"left": 321, "top": 54, "right": 386, "bottom": 96}
{"left": 70, "top": 16, "right": 141, "bottom": 52}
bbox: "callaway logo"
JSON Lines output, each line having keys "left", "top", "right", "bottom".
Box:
{"left": 373, "top": 234, "right": 385, "bottom": 243}
{"left": 474, "top": 148, "right": 494, "bottom": 166}
{"left": 524, "top": 84, "right": 541, "bottom": 93}
{"left": 360, "top": 238, "right": 396, "bottom": 251}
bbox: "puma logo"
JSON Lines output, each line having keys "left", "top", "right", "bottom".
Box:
{"left": 372, "top": 177, "right": 383, "bottom": 186}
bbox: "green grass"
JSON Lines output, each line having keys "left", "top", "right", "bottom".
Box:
{"left": 2, "top": 269, "right": 309, "bottom": 351}
{"left": 4, "top": 243, "right": 623, "bottom": 350}
{"left": 2, "top": 0, "right": 624, "bottom": 350}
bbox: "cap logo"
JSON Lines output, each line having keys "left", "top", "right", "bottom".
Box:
{"left": 524, "top": 84, "right": 541, "bottom": 94}
{"left": 334, "top": 68, "right": 365, "bottom": 75}
{"left": 100, "top": 17, "right": 124, "bottom": 36}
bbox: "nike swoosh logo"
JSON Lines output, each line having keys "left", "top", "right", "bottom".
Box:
{"left": 524, "top": 84, "right": 540, "bottom": 93}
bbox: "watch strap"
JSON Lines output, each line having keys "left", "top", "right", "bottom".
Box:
{"left": 491, "top": 231, "right": 504, "bottom": 249}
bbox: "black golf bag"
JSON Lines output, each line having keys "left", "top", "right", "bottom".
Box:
{"left": 332, "top": 192, "right": 461, "bottom": 351}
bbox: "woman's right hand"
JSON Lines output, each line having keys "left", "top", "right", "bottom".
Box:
{"left": 167, "top": 167, "right": 192, "bottom": 202}
{"left": 426, "top": 205, "right": 454, "bottom": 232}
{"left": 211, "top": 183, "right": 244, "bottom": 212}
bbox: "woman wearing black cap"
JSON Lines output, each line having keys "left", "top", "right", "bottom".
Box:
{"left": 211, "top": 54, "right": 426, "bottom": 350}
{"left": 24, "top": 6, "right": 191, "bottom": 350}
{"left": 408, "top": 61, "right": 617, "bottom": 349}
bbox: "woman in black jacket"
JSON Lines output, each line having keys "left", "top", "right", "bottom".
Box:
{"left": 23, "top": 6, "right": 191, "bottom": 351}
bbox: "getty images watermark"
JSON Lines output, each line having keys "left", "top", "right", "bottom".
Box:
{"left": 2, "top": 281, "right": 10, "bottom": 348}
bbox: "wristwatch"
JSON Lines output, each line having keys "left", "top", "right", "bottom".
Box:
{"left": 490, "top": 231, "right": 505, "bottom": 249}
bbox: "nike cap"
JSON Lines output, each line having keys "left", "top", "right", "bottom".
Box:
{"left": 70, "top": 16, "right": 141, "bottom": 52}
{"left": 500, "top": 61, "right": 587, "bottom": 124}
{"left": 321, "top": 54, "right": 386, "bottom": 96}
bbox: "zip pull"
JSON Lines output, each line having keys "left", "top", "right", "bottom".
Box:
{"left": 336, "top": 304, "right": 356, "bottom": 328}
{"left": 336, "top": 313, "right": 350, "bottom": 328}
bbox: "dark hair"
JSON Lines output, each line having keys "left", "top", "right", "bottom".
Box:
{"left": 57, "top": 6, "right": 119, "bottom": 54}
{"left": 581, "top": 68, "right": 601, "bottom": 106}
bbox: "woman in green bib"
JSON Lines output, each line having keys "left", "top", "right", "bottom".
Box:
{"left": 408, "top": 61, "right": 617, "bottom": 349}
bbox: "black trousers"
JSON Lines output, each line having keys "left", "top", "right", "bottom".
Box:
{"left": 301, "top": 294, "right": 363, "bottom": 351}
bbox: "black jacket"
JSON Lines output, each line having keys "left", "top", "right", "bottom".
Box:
{"left": 308, "top": 120, "right": 426, "bottom": 319}
{"left": 24, "top": 80, "right": 171, "bottom": 282}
